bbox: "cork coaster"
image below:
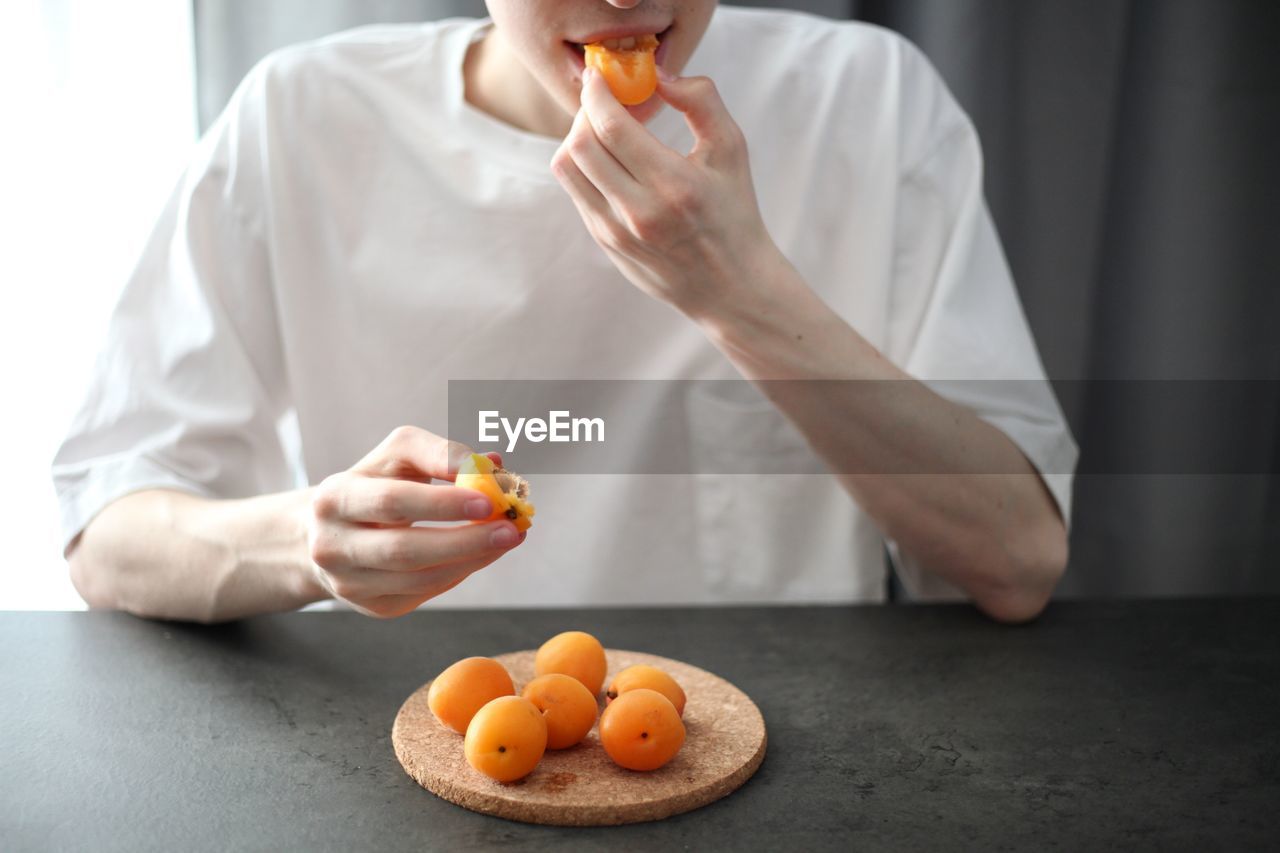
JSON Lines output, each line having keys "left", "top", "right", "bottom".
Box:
{"left": 392, "top": 649, "right": 767, "bottom": 826}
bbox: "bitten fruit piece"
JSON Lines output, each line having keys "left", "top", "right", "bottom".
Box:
{"left": 534, "top": 630, "right": 609, "bottom": 696}
{"left": 464, "top": 696, "right": 549, "bottom": 783}
{"left": 455, "top": 453, "right": 534, "bottom": 532}
{"left": 427, "top": 656, "right": 516, "bottom": 735}
{"left": 606, "top": 664, "right": 687, "bottom": 716}
{"left": 599, "top": 688, "right": 686, "bottom": 771}
{"left": 584, "top": 34, "right": 660, "bottom": 106}
{"left": 522, "top": 673, "right": 599, "bottom": 749}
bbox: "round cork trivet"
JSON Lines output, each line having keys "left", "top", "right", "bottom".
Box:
{"left": 392, "top": 649, "right": 767, "bottom": 826}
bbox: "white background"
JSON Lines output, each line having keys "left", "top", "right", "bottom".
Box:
{"left": 0, "top": 1, "right": 198, "bottom": 609}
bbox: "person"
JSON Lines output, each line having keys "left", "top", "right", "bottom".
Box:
{"left": 53, "top": 1, "right": 1077, "bottom": 624}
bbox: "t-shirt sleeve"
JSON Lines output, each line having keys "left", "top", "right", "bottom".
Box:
{"left": 51, "top": 64, "right": 296, "bottom": 554}
{"left": 881, "top": 43, "right": 1079, "bottom": 601}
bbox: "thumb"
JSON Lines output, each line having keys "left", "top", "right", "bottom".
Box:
{"left": 355, "top": 426, "right": 486, "bottom": 482}
{"left": 656, "top": 73, "right": 737, "bottom": 152}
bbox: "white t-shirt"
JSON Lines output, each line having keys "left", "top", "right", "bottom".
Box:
{"left": 53, "top": 8, "right": 1077, "bottom": 607}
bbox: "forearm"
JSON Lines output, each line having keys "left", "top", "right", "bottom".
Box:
{"left": 695, "top": 252, "right": 1067, "bottom": 622}
{"left": 68, "top": 489, "right": 329, "bottom": 623}
{"left": 551, "top": 71, "right": 1063, "bottom": 618}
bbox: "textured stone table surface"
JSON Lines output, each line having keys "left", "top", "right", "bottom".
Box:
{"left": 2, "top": 600, "right": 1278, "bottom": 851}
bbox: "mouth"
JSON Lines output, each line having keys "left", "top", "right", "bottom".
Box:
{"left": 564, "top": 24, "right": 673, "bottom": 73}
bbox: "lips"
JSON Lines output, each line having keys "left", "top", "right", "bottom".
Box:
{"left": 564, "top": 25, "right": 672, "bottom": 71}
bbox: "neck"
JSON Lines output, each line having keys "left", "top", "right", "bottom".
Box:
{"left": 463, "top": 27, "right": 572, "bottom": 139}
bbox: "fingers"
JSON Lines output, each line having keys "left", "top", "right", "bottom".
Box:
{"left": 314, "top": 474, "right": 493, "bottom": 525}
{"left": 578, "top": 66, "right": 673, "bottom": 182}
{"left": 352, "top": 425, "right": 476, "bottom": 482}
{"left": 310, "top": 515, "right": 524, "bottom": 614}
{"left": 656, "top": 74, "right": 744, "bottom": 163}
{"left": 560, "top": 102, "right": 641, "bottom": 212}
{"left": 309, "top": 425, "right": 529, "bottom": 619}
{"left": 556, "top": 69, "right": 745, "bottom": 252}
{"left": 313, "top": 519, "right": 522, "bottom": 575}
{"left": 553, "top": 111, "right": 617, "bottom": 223}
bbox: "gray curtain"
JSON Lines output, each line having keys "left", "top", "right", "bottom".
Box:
{"left": 191, "top": 1, "right": 1280, "bottom": 597}
{"left": 863, "top": 1, "right": 1280, "bottom": 596}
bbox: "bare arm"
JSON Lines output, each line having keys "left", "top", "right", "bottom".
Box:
{"left": 554, "top": 70, "right": 1066, "bottom": 623}
{"left": 697, "top": 252, "right": 1068, "bottom": 624}
{"left": 68, "top": 427, "right": 525, "bottom": 623}
{"left": 69, "top": 488, "right": 324, "bottom": 623}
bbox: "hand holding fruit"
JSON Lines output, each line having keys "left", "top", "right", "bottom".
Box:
{"left": 552, "top": 67, "right": 789, "bottom": 323}
{"left": 306, "top": 426, "right": 528, "bottom": 619}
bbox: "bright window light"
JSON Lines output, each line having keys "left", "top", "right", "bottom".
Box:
{"left": 0, "top": 1, "right": 198, "bottom": 609}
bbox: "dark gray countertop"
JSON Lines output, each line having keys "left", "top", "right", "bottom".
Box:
{"left": 2, "top": 600, "right": 1278, "bottom": 851}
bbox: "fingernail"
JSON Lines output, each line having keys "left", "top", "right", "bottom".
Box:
{"left": 465, "top": 498, "right": 492, "bottom": 520}
{"left": 491, "top": 525, "right": 519, "bottom": 549}
{"left": 582, "top": 66, "right": 596, "bottom": 82}
{"left": 657, "top": 65, "right": 675, "bottom": 82}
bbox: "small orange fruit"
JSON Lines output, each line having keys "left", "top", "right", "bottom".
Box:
{"left": 606, "top": 664, "right": 686, "bottom": 716}
{"left": 584, "top": 34, "right": 660, "bottom": 106}
{"left": 599, "top": 688, "right": 686, "bottom": 771}
{"left": 522, "top": 674, "right": 599, "bottom": 750}
{"left": 455, "top": 453, "right": 535, "bottom": 532}
{"left": 535, "top": 630, "right": 608, "bottom": 696}
{"left": 464, "top": 696, "right": 548, "bottom": 783}
{"left": 427, "top": 656, "right": 515, "bottom": 735}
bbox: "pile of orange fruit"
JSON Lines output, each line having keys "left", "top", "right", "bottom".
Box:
{"left": 427, "top": 630, "right": 687, "bottom": 783}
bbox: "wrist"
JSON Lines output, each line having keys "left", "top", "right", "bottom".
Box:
{"left": 687, "top": 242, "right": 804, "bottom": 340}
{"left": 691, "top": 247, "right": 832, "bottom": 377}
{"left": 281, "top": 487, "right": 330, "bottom": 605}
{"left": 694, "top": 247, "right": 901, "bottom": 382}
{"left": 206, "top": 488, "right": 330, "bottom": 615}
